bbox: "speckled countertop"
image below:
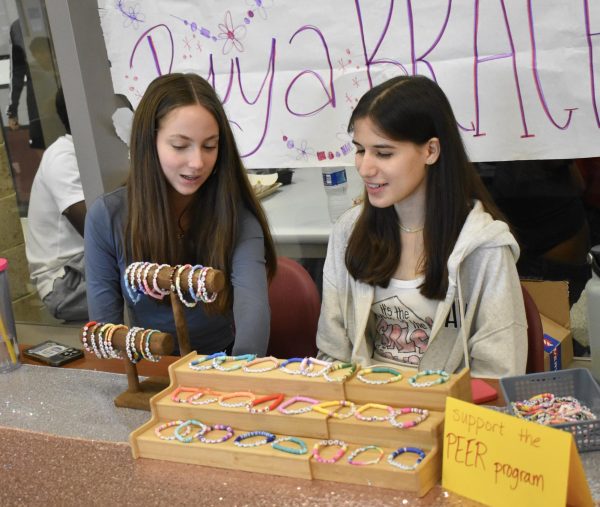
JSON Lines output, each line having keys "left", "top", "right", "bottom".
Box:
{"left": 1, "top": 365, "right": 599, "bottom": 506}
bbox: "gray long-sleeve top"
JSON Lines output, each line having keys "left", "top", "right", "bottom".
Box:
{"left": 84, "top": 186, "right": 270, "bottom": 355}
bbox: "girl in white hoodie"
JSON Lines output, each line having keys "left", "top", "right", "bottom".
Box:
{"left": 316, "top": 75, "right": 527, "bottom": 378}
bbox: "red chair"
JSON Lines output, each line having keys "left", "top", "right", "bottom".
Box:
{"left": 266, "top": 257, "right": 320, "bottom": 359}
{"left": 522, "top": 284, "right": 545, "bottom": 373}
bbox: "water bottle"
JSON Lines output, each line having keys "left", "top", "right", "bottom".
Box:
{"left": 321, "top": 166, "right": 351, "bottom": 223}
{"left": 587, "top": 245, "right": 600, "bottom": 382}
{"left": 0, "top": 258, "right": 20, "bottom": 373}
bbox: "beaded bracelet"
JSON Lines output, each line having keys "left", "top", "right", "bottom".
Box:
{"left": 212, "top": 354, "right": 256, "bottom": 372}
{"left": 152, "top": 263, "right": 171, "bottom": 297}
{"left": 408, "top": 369, "right": 450, "bottom": 388}
{"left": 277, "top": 396, "right": 320, "bottom": 415}
{"left": 218, "top": 391, "right": 256, "bottom": 408}
{"left": 198, "top": 266, "right": 217, "bottom": 303}
{"left": 300, "top": 357, "right": 332, "bottom": 377}
{"left": 137, "top": 327, "right": 148, "bottom": 361}
{"left": 187, "top": 264, "right": 204, "bottom": 302}
{"left": 170, "top": 386, "right": 203, "bottom": 403}
{"left": 247, "top": 393, "right": 285, "bottom": 414}
{"left": 81, "top": 321, "right": 97, "bottom": 354}
{"left": 357, "top": 365, "right": 403, "bottom": 385}
{"left": 234, "top": 430, "right": 277, "bottom": 448}
{"left": 312, "top": 439, "right": 348, "bottom": 464}
{"left": 387, "top": 446, "right": 426, "bottom": 471}
{"left": 355, "top": 403, "right": 395, "bottom": 422}
{"left": 323, "top": 362, "right": 357, "bottom": 383}
{"left": 390, "top": 407, "right": 430, "bottom": 429}
{"left": 187, "top": 388, "right": 221, "bottom": 406}
{"left": 88, "top": 322, "right": 103, "bottom": 359}
{"left": 174, "top": 419, "right": 207, "bottom": 443}
{"left": 279, "top": 357, "right": 305, "bottom": 375}
{"left": 142, "top": 262, "right": 165, "bottom": 300}
{"left": 242, "top": 356, "right": 280, "bottom": 373}
{"left": 189, "top": 352, "right": 226, "bottom": 371}
{"left": 155, "top": 420, "right": 191, "bottom": 441}
{"left": 313, "top": 400, "right": 357, "bottom": 419}
{"left": 347, "top": 445, "right": 384, "bottom": 466}
{"left": 96, "top": 323, "right": 113, "bottom": 359}
{"left": 272, "top": 437, "right": 308, "bottom": 455}
{"left": 105, "top": 324, "right": 126, "bottom": 359}
{"left": 125, "top": 327, "right": 142, "bottom": 363}
{"left": 124, "top": 263, "right": 141, "bottom": 304}
{"left": 142, "top": 329, "right": 160, "bottom": 362}
{"left": 197, "top": 424, "right": 234, "bottom": 444}
{"left": 175, "top": 264, "right": 197, "bottom": 308}
{"left": 135, "top": 262, "right": 149, "bottom": 296}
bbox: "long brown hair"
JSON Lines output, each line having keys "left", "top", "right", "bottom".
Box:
{"left": 125, "top": 72, "right": 276, "bottom": 313}
{"left": 346, "top": 75, "right": 504, "bottom": 299}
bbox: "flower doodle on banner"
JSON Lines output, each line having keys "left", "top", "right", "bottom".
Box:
{"left": 116, "top": 0, "right": 145, "bottom": 29}
{"left": 218, "top": 11, "right": 247, "bottom": 55}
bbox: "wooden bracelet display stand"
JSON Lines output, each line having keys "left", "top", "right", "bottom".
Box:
{"left": 129, "top": 353, "right": 473, "bottom": 496}
{"left": 79, "top": 326, "right": 174, "bottom": 410}
{"left": 129, "top": 264, "right": 225, "bottom": 355}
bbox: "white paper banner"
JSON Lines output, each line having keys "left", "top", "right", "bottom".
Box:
{"left": 98, "top": 0, "right": 600, "bottom": 167}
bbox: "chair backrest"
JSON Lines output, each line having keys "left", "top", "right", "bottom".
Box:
{"left": 521, "top": 284, "right": 545, "bottom": 373}
{"left": 266, "top": 257, "right": 320, "bottom": 359}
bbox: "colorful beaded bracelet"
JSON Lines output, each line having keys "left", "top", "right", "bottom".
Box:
{"left": 247, "top": 393, "right": 285, "bottom": 414}
{"left": 218, "top": 391, "right": 256, "bottom": 408}
{"left": 408, "top": 369, "right": 450, "bottom": 388}
{"left": 277, "top": 396, "right": 319, "bottom": 415}
{"left": 347, "top": 445, "right": 384, "bottom": 466}
{"left": 96, "top": 323, "right": 112, "bottom": 359}
{"left": 212, "top": 354, "right": 256, "bottom": 372}
{"left": 357, "top": 365, "right": 403, "bottom": 385}
{"left": 387, "top": 446, "right": 426, "bottom": 470}
{"left": 174, "top": 419, "right": 207, "bottom": 443}
{"left": 124, "top": 263, "right": 141, "bottom": 304}
{"left": 242, "top": 356, "right": 280, "bottom": 373}
{"left": 323, "top": 362, "right": 357, "bottom": 383}
{"left": 355, "top": 403, "right": 395, "bottom": 422}
{"left": 170, "top": 386, "right": 202, "bottom": 403}
{"left": 197, "top": 424, "right": 234, "bottom": 444}
{"left": 142, "top": 329, "right": 160, "bottom": 362}
{"left": 300, "top": 357, "right": 332, "bottom": 377}
{"left": 155, "top": 420, "right": 191, "bottom": 441}
{"left": 189, "top": 352, "right": 226, "bottom": 371}
{"left": 312, "top": 439, "right": 348, "bottom": 464}
{"left": 389, "top": 407, "right": 430, "bottom": 429}
{"left": 272, "top": 437, "right": 308, "bottom": 455}
{"left": 234, "top": 430, "right": 276, "bottom": 448}
{"left": 142, "top": 262, "right": 164, "bottom": 300}
{"left": 187, "top": 388, "right": 221, "bottom": 406}
{"left": 313, "top": 400, "right": 357, "bottom": 419}
{"left": 105, "top": 324, "right": 126, "bottom": 359}
{"left": 279, "top": 357, "right": 305, "bottom": 375}
{"left": 87, "top": 323, "right": 102, "bottom": 359}
{"left": 81, "top": 321, "right": 97, "bottom": 354}
{"left": 175, "top": 264, "right": 197, "bottom": 308}
{"left": 152, "top": 263, "right": 171, "bottom": 297}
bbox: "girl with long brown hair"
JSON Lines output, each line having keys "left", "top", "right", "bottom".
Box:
{"left": 317, "top": 75, "right": 527, "bottom": 378}
{"left": 85, "top": 73, "right": 276, "bottom": 354}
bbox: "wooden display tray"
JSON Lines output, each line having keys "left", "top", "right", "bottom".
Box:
{"left": 130, "top": 417, "right": 440, "bottom": 496}
{"left": 171, "top": 352, "right": 346, "bottom": 400}
{"left": 343, "top": 367, "right": 472, "bottom": 411}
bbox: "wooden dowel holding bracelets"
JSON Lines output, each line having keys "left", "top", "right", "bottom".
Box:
{"left": 123, "top": 262, "right": 226, "bottom": 355}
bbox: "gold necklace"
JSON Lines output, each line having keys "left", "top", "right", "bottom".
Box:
{"left": 399, "top": 223, "right": 424, "bottom": 233}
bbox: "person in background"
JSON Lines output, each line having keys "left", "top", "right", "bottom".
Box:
{"left": 5, "top": 19, "right": 44, "bottom": 149}
{"left": 317, "top": 75, "right": 527, "bottom": 378}
{"left": 26, "top": 87, "right": 87, "bottom": 321}
{"left": 85, "top": 72, "right": 276, "bottom": 355}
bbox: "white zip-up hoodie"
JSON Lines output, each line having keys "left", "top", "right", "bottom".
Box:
{"left": 316, "top": 200, "right": 528, "bottom": 379}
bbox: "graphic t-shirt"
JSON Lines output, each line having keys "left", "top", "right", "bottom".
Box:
{"left": 370, "top": 277, "right": 439, "bottom": 368}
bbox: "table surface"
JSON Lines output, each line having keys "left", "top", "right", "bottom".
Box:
{"left": 3, "top": 347, "right": 600, "bottom": 505}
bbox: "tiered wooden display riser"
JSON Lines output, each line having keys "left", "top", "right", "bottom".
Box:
{"left": 130, "top": 353, "right": 473, "bottom": 497}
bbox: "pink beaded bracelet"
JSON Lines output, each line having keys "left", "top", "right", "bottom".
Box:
{"left": 277, "top": 396, "right": 320, "bottom": 415}
{"left": 355, "top": 403, "right": 396, "bottom": 422}
{"left": 390, "top": 407, "right": 430, "bottom": 429}
{"left": 154, "top": 420, "right": 191, "bottom": 441}
{"left": 312, "top": 439, "right": 348, "bottom": 464}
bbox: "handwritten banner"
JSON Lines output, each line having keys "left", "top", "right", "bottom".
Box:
{"left": 443, "top": 397, "right": 593, "bottom": 507}
{"left": 98, "top": 0, "right": 600, "bottom": 167}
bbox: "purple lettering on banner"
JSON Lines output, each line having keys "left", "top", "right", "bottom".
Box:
{"left": 206, "top": 54, "right": 236, "bottom": 103}
{"left": 473, "top": 0, "right": 533, "bottom": 138}
{"left": 285, "top": 25, "right": 336, "bottom": 116}
{"left": 407, "top": 0, "right": 452, "bottom": 80}
{"left": 527, "top": 0, "right": 576, "bottom": 129}
{"left": 584, "top": 0, "right": 600, "bottom": 127}
{"left": 129, "top": 24, "right": 174, "bottom": 76}
{"left": 354, "top": 0, "right": 409, "bottom": 89}
{"left": 235, "top": 38, "right": 277, "bottom": 158}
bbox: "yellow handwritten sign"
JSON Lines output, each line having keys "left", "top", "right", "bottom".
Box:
{"left": 443, "top": 397, "right": 593, "bottom": 507}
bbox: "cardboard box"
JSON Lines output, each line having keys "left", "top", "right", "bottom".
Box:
{"left": 521, "top": 280, "right": 573, "bottom": 371}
